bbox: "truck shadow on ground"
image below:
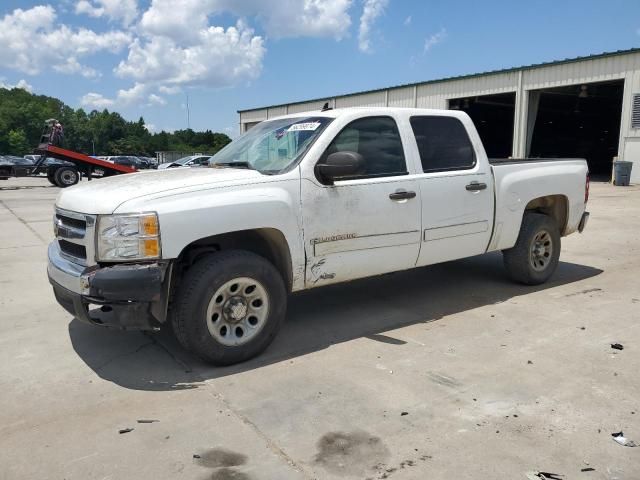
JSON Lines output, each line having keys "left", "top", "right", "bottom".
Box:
{"left": 69, "top": 252, "right": 602, "bottom": 391}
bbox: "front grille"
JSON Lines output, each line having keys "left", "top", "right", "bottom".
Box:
{"left": 54, "top": 208, "right": 96, "bottom": 266}
{"left": 58, "top": 239, "right": 87, "bottom": 259}
{"left": 56, "top": 214, "right": 86, "bottom": 231}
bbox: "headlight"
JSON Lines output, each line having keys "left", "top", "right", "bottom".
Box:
{"left": 97, "top": 213, "right": 161, "bottom": 261}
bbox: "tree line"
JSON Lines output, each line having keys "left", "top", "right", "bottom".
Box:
{"left": 0, "top": 87, "right": 231, "bottom": 157}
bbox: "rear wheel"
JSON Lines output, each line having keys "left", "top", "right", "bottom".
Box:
{"left": 46, "top": 170, "right": 57, "bottom": 185}
{"left": 503, "top": 213, "right": 560, "bottom": 285}
{"left": 171, "top": 250, "right": 287, "bottom": 365}
{"left": 54, "top": 167, "right": 79, "bottom": 188}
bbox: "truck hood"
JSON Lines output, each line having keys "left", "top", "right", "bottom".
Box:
{"left": 56, "top": 167, "right": 263, "bottom": 214}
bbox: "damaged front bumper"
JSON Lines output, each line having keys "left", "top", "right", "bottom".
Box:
{"left": 47, "top": 242, "right": 171, "bottom": 330}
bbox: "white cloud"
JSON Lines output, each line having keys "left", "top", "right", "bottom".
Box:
{"left": 144, "top": 123, "right": 156, "bottom": 132}
{"left": 72, "top": 0, "right": 353, "bottom": 113}
{"left": 53, "top": 58, "right": 101, "bottom": 78}
{"left": 115, "top": 21, "right": 265, "bottom": 88}
{"left": 139, "top": 0, "right": 352, "bottom": 42}
{"left": 358, "top": 0, "right": 388, "bottom": 53}
{"left": 158, "top": 85, "right": 181, "bottom": 95}
{"left": 0, "top": 6, "right": 131, "bottom": 76}
{"left": 404, "top": 15, "right": 412, "bottom": 26}
{"left": 80, "top": 92, "right": 115, "bottom": 109}
{"left": 0, "top": 78, "right": 33, "bottom": 92}
{"left": 147, "top": 93, "right": 167, "bottom": 106}
{"left": 75, "top": 0, "right": 139, "bottom": 27}
{"left": 139, "top": 0, "right": 213, "bottom": 43}
{"left": 81, "top": 83, "right": 149, "bottom": 109}
{"left": 116, "top": 83, "right": 147, "bottom": 104}
{"left": 424, "top": 28, "right": 447, "bottom": 53}
{"left": 246, "top": 0, "right": 352, "bottom": 40}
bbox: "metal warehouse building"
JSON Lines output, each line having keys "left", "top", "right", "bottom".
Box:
{"left": 239, "top": 48, "right": 640, "bottom": 182}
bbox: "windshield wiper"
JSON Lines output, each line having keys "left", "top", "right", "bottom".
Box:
{"left": 214, "top": 161, "right": 254, "bottom": 170}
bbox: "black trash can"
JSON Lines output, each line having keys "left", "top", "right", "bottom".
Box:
{"left": 613, "top": 161, "right": 633, "bottom": 186}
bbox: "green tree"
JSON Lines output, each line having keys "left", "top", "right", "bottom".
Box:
{"left": 7, "top": 129, "right": 30, "bottom": 155}
{"left": 0, "top": 87, "right": 232, "bottom": 157}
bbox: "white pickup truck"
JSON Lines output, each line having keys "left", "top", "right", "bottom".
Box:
{"left": 48, "top": 107, "right": 590, "bottom": 364}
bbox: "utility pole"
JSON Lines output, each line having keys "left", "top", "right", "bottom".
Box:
{"left": 185, "top": 91, "right": 191, "bottom": 130}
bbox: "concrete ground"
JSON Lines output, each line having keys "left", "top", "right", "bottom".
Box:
{"left": 0, "top": 177, "right": 639, "bottom": 480}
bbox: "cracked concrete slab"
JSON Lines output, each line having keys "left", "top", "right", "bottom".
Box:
{"left": 1, "top": 178, "right": 639, "bottom": 480}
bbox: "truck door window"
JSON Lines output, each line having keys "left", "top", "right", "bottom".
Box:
{"left": 410, "top": 116, "right": 476, "bottom": 172}
{"left": 322, "top": 116, "right": 407, "bottom": 178}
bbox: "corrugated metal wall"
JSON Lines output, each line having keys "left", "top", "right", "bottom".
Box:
{"left": 287, "top": 100, "right": 331, "bottom": 114}
{"left": 335, "top": 91, "right": 386, "bottom": 108}
{"left": 387, "top": 86, "right": 414, "bottom": 107}
{"left": 238, "top": 51, "right": 640, "bottom": 180}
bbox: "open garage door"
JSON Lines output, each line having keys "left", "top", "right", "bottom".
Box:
{"left": 527, "top": 80, "right": 624, "bottom": 180}
{"left": 449, "top": 92, "right": 515, "bottom": 158}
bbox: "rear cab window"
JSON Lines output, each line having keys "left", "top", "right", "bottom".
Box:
{"left": 410, "top": 116, "right": 476, "bottom": 173}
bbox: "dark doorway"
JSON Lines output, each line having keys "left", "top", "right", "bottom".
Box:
{"left": 527, "top": 80, "right": 624, "bottom": 179}
{"left": 449, "top": 92, "right": 516, "bottom": 158}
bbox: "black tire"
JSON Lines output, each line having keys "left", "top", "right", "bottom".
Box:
{"left": 46, "top": 170, "right": 57, "bottom": 185}
{"left": 54, "top": 167, "right": 80, "bottom": 188}
{"left": 503, "top": 213, "right": 561, "bottom": 285}
{"left": 171, "top": 250, "right": 287, "bottom": 365}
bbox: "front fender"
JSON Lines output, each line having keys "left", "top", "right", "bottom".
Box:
{"left": 115, "top": 178, "right": 305, "bottom": 290}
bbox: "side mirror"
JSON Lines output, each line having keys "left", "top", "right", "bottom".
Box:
{"left": 315, "top": 151, "right": 365, "bottom": 184}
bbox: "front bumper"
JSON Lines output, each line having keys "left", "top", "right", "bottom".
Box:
{"left": 47, "top": 242, "right": 170, "bottom": 330}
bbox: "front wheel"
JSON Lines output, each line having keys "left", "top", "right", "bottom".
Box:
{"left": 502, "top": 213, "right": 561, "bottom": 285}
{"left": 171, "top": 250, "right": 287, "bottom": 365}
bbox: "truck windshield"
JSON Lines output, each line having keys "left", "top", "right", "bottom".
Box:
{"left": 210, "top": 116, "right": 332, "bottom": 173}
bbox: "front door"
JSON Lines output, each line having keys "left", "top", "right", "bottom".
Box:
{"left": 301, "top": 116, "right": 421, "bottom": 287}
{"left": 409, "top": 115, "right": 495, "bottom": 266}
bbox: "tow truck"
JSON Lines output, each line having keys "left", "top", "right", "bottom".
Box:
{"left": 0, "top": 121, "right": 136, "bottom": 188}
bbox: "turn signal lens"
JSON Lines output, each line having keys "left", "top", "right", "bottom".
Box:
{"left": 142, "top": 238, "right": 159, "bottom": 257}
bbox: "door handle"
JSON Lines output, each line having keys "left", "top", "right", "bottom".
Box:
{"left": 389, "top": 190, "right": 416, "bottom": 200}
{"left": 465, "top": 182, "right": 487, "bottom": 191}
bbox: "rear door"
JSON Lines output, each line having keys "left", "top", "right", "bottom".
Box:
{"left": 300, "top": 115, "right": 421, "bottom": 286}
{"left": 409, "top": 115, "right": 494, "bottom": 266}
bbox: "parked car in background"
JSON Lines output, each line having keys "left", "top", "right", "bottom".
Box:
{"left": 139, "top": 156, "right": 158, "bottom": 169}
{"left": 0, "top": 156, "right": 34, "bottom": 179}
{"left": 157, "top": 155, "right": 211, "bottom": 169}
{"left": 106, "top": 156, "right": 153, "bottom": 170}
{"left": 2, "top": 156, "right": 33, "bottom": 166}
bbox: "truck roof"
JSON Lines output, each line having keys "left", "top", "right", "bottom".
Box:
{"left": 268, "top": 107, "right": 468, "bottom": 122}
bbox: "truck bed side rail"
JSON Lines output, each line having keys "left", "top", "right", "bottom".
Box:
{"left": 489, "top": 157, "right": 587, "bottom": 165}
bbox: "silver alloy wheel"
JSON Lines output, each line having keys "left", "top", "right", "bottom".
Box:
{"left": 530, "top": 229, "right": 553, "bottom": 271}
{"left": 205, "top": 277, "right": 270, "bottom": 346}
{"left": 60, "top": 170, "right": 78, "bottom": 185}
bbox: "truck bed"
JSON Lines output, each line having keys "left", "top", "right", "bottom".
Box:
{"left": 488, "top": 158, "right": 589, "bottom": 253}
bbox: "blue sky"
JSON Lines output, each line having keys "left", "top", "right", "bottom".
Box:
{"left": 1, "top": 0, "right": 639, "bottom": 137}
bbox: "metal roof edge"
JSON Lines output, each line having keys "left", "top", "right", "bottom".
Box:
{"left": 237, "top": 47, "right": 640, "bottom": 114}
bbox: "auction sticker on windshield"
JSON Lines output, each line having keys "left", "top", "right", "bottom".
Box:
{"left": 287, "top": 122, "right": 321, "bottom": 132}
